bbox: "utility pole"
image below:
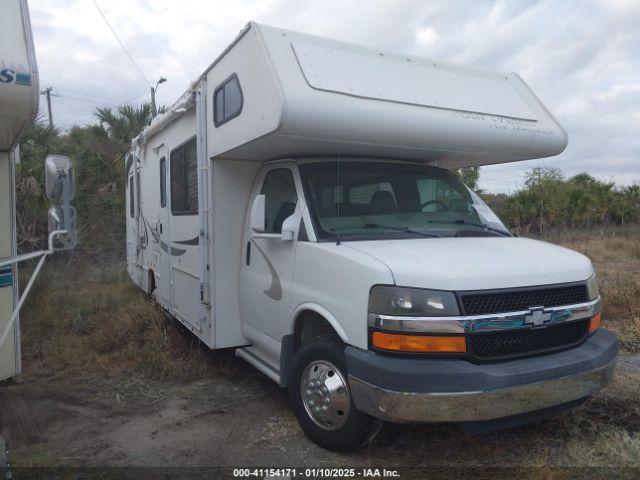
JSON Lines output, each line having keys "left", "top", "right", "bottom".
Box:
{"left": 40, "top": 87, "right": 53, "bottom": 128}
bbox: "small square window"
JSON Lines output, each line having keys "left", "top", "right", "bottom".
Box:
{"left": 213, "top": 74, "right": 243, "bottom": 126}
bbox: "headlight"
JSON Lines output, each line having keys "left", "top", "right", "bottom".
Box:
{"left": 368, "top": 285, "right": 460, "bottom": 316}
{"left": 586, "top": 274, "right": 599, "bottom": 300}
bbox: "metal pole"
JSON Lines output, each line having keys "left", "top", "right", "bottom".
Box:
{"left": 0, "top": 252, "right": 48, "bottom": 350}
{"left": 0, "top": 249, "right": 47, "bottom": 269}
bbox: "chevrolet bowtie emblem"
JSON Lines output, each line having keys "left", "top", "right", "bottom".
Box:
{"left": 524, "top": 307, "right": 552, "bottom": 328}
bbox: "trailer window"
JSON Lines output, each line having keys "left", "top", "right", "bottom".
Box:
{"left": 129, "top": 176, "right": 135, "bottom": 218}
{"left": 213, "top": 74, "right": 243, "bottom": 126}
{"left": 260, "top": 168, "right": 297, "bottom": 233}
{"left": 160, "top": 157, "right": 167, "bottom": 207}
{"left": 170, "top": 137, "right": 198, "bottom": 215}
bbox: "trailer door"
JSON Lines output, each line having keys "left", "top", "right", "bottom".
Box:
{"left": 168, "top": 138, "right": 201, "bottom": 330}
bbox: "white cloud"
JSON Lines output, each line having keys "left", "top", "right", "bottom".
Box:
{"left": 415, "top": 27, "right": 438, "bottom": 46}
{"left": 28, "top": 0, "right": 640, "bottom": 190}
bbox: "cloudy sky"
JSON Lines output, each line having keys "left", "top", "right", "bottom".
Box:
{"left": 28, "top": 0, "right": 639, "bottom": 192}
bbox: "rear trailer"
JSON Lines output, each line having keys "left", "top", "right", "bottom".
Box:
{"left": 0, "top": 0, "right": 39, "bottom": 382}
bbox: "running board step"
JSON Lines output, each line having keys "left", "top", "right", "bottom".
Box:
{"left": 236, "top": 346, "right": 281, "bottom": 384}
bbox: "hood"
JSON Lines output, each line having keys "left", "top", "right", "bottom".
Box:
{"left": 345, "top": 237, "right": 594, "bottom": 291}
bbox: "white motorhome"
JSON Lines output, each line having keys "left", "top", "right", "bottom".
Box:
{"left": 127, "top": 23, "right": 617, "bottom": 451}
{"left": 0, "top": 0, "right": 39, "bottom": 382}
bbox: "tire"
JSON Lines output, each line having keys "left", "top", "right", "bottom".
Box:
{"left": 289, "top": 333, "right": 382, "bottom": 452}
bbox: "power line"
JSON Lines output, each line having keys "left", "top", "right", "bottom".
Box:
{"left": 56, "top": 89, "right": 150, "bottom": 130}
{"left": 91, "top": 0, "right": 152, "bottom": 88}
{"left": 57, "top": 87, "right": 124, "bottom": 104}
{"left": 58, "top": 94, "right": 118, "bottom": 107}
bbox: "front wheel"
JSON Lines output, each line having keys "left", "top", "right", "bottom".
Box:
{"left": 289, "top": 334, "right": 382, "bottom": 452}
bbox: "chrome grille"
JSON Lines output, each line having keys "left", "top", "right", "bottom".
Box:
{"left": 469, "top": 319, "right": 589, "bottom": 359}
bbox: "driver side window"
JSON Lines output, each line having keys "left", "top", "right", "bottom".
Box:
{"left": 261, "top": 168, "right": 298, "bottom": 233}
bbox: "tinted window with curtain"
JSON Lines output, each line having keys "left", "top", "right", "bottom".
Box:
{"left": 170, "top": 138, "right": 198, "bottom": 215}
{"left": 213, "top": 74, "right": 243, "bottom": 126}
{"left": 160, "top": 157, "right": 166, "bottom": 207}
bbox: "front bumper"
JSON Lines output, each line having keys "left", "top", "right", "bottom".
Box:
{"left": 346, "top": 328, "right": 618, "bottom": 423}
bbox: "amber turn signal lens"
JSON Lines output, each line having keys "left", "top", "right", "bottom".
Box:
{"left": 372, "top": 331, "right": 467, "bottom": 353}
{"left": 589, "top": 312, "right": 602, "bottom": 333}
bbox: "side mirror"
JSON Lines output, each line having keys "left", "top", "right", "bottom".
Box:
{"left": 44, "top": 155, "right": 77, "bottom": 251}
{"left": 280, "top": 214, "right": 297, "bottom": 241}
{"left": 250, "top": 194, "right": 266, "bottom": 233}
{"left": 45, "top": 155, "right": 75, "bottom": 203}
{"left": 48, "top": 205, "right": 77, "bottom": 250}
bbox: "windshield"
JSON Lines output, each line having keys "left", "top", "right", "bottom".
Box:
{"left": 299, "top": 161, "right": 510, "bottom": 241}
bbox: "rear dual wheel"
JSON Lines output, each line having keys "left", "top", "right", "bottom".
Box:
{"left": 289, "top": 334, "right": 382, "bottom": 452}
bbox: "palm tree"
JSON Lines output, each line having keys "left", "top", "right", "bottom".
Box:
{"left": 92, "top": 103, "right": 158, "bottom": 176}
{"left": 95, "top": 103, "right": 155, "bottom": 145}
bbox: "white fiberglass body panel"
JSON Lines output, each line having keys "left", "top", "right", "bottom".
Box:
{"left": 0, "top": 0, "right": 38, "bottom": 151}
{"left": 291, "top": 41, "right": 536, "bottom": 121}
{"left": 203, "top": 22, "right": 567, "bottom": 168}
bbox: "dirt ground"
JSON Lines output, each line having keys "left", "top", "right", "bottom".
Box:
{"left": 2, "top": 232, "right": 640, "bottom": 478}
{"left": 1, "top": 352, "right": 639, "bottom": 476}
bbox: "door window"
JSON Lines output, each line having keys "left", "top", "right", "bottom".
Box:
{"left": 260, "top": 168, "right": 297, "bottom": 233}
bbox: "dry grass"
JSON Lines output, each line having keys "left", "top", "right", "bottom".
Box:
{"left": 554, "top": 232, "right": 640, "bottom": 353}
{"left": 19, "top": 257, "right": 237, "bottom": 385}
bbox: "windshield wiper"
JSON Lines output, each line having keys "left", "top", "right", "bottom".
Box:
{"left": 427, "top": 219, "right": 511, "bottom": 236}
{"left": 331, "top": 223, "right": 439, "bottom": 238}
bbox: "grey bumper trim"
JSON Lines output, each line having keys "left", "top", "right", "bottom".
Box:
{"left": 349, "top": 356, "right": 616, "bottom": 423}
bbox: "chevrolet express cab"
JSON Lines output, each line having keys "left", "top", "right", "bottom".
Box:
{"left": 126, "top": 22, "right": 618, "bottom": 451}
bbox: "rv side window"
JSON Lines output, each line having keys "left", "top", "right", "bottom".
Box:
{"left": 170, "top": 137, "right": 198, "bottom": 215}
{"left": 160, "top": 157, "right": 166, "bottom": 207}
{"left": 129, "top": 176, "right": 135, "bottom": 218}
{"left": 213, "top": 74, "right": 243, "bottom": 126}
{"left": 260, "top": 169, "right": 297, "bottom": 234}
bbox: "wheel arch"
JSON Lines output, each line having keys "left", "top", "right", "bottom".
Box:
{"left": 291, "top": 304, "right": 348, "bottom": 347}
{"left": 280, "top": 304, "right": 348, "bottom": 388}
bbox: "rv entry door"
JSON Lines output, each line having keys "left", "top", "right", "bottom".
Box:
{"left": 155, "top": 156, "right": 172, "bottom": 308}
{"left": 126, "top": 168, "right": 136, "bottom": 278}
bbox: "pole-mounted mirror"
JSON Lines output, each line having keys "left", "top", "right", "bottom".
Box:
{"left": 44, "top": 155, "right": 76, "bottom": 251}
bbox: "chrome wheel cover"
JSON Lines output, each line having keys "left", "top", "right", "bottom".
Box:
{"left": 300, "top": 360, "right": 351, "bottom": 431}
